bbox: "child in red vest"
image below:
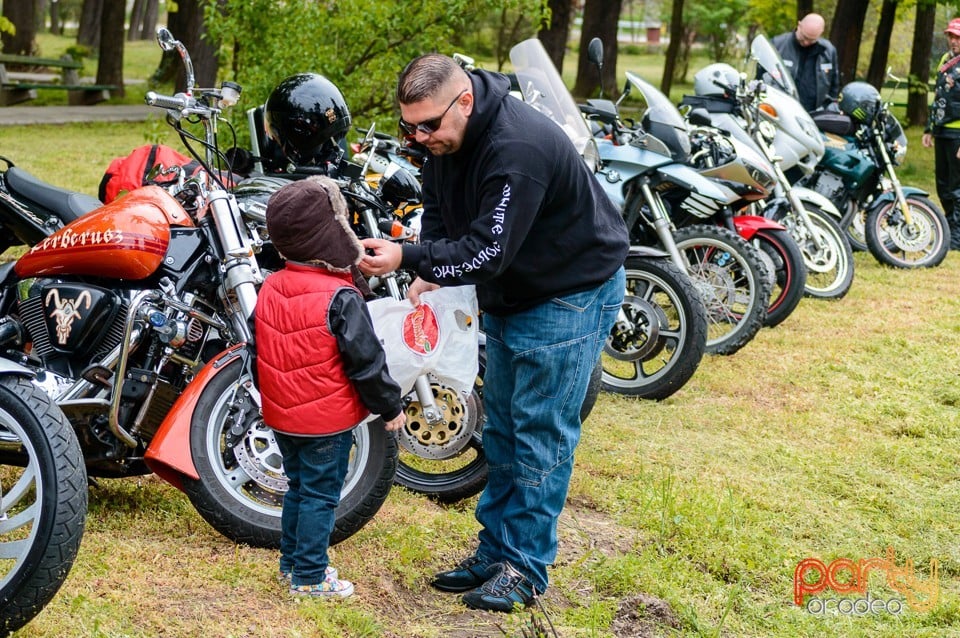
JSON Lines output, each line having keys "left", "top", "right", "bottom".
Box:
{"left": 255, "top": 176, "right": 405, "bottom": 597}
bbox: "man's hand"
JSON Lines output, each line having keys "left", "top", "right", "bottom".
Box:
{"left": 359, "top": 238, "right": 402, "bottom": 275}
{"left": 923, "top": 132, "right": 933, "bottom": 148}
{"left": 407, "top": 277, "right": 440, "bottom": 307}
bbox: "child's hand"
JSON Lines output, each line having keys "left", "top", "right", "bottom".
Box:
{"left": 383, "top": 412, "right": 406, "bottom": 432}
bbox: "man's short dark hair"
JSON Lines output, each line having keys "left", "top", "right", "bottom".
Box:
{"left": 397, "top": 54, "right": 466, "bottom": 105}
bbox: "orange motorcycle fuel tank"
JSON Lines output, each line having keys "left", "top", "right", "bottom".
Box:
{"left": 15, "top": 185, "right": 194, "bottom": 280}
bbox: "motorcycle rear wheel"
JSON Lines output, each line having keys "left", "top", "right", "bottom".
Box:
{"left": 181, "top": 358, "right": 398, "bottom": 549}
{"left": 673, "top": 225, "right": 771, "bottom": 356}
{"left": 601, "top": 255, "right": 707, "bottom": 398}
{"left": 0, "top": 376, "right": 87, "bottom": 635}
{"left": 865, "top": 195, "right": 949, "bottom": 269}
{"left": 750, "top": 228, "right": 807, "bottom": 328}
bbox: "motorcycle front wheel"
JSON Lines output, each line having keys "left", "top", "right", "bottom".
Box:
{"left": 839, "top": 201, "right": 868, "bottom": 252}
{"left": 601, "top": 255, "right": 707, "bottom": 398}
{"left": 0, "top": 376, "right": 87, "bottom": 635}
{"left": 779, "top": 205, "right": 854, "bottom": 300}
{"left": 181, "top": 358, "right": 398, "bottom": 548}
{"left": 673, "top": 225, "right": 771, "bottom": 356}
{"left": 395, "top": 349, "right": 602, "bottom": 503}
{"left": 865, "top": 195, "right": 949, "bottom": 269}
{"left": 749, "top": 228, "right": 807, "bottom": 328}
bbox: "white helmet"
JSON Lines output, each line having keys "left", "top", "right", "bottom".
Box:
{"left": 693, "top": 63, "right": 740, "bottom": 97}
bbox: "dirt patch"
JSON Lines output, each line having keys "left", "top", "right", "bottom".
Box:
{"left": 610, "top": 593, "right": 682, "bottom": 637}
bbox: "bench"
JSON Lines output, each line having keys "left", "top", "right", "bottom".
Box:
{"left": 0, "top": 54, "right": 118, "bottom": 106}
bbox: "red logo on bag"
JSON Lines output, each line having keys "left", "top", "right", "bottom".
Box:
{"left": 402, "top": 303, "right": 440, "bottom": 355}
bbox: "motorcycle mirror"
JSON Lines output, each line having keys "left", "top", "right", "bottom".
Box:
{"left": 156, "top": 27, "right": 177, "bottom": 52}
{"left": 588, "top": 38, "right": 604, "bottom": 98}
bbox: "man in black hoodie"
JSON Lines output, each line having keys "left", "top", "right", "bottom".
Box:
{"left": 360, "top": 53, "right": 628, "bottom": 612}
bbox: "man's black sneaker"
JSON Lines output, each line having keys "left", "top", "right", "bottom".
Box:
{"left": 430, "top": 555, "right": 494, "bottom": 592}
{"left": 461, "top": 561, "right": 535, "bottom": 612}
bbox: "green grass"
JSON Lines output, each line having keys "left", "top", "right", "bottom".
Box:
{"left": 3, "top": 89, "right": 959, "bottom": 637}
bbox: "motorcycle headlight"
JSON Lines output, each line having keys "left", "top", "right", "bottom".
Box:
{"left": 890, "top": 138, "right": 907, "bottom": 166}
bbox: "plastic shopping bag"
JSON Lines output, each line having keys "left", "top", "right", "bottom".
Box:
{"left": 367, "top": 285, "right": 479, "bottom": 396}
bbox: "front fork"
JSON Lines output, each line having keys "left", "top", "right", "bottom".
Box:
{"left": 633, "top": 178, "right": 687, "bottom": 270}
{"left": 874, "top": 133, "right": 914, "bottom": 225}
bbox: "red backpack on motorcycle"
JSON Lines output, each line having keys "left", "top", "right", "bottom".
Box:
{"left": 98, "top": 144, "right": 203, "bottom": 203}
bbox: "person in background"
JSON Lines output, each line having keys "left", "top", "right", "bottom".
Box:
{"left": 772, "top": 13, "right": 840, "bottom": 112}
{"left": 359, "top": 53, "right": 628, "bottom": 612}
{"left": 923, "top": 18, "right": 960, "bottom": 250}
{"left": 253, "top": 176, "right": 405, "bottom": 598}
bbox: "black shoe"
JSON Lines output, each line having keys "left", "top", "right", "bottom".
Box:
{"left": 431, "top": 555, "right": 494, "bottom": 592}
{"left": 461, "top": 562, "right": 535, "bottom": 612}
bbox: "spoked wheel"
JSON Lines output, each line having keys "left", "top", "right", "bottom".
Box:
{"left": 0, "top": 376, "right": 87, "bottom": 635}
{"left": 601, "top": 254, "right": 707, "bottom": 399}
{"left": 673, "top": 225, "right": 771, "bottom": 356}
{"left": 181, "top": 357, "right": 398, "bottom": 548}
{"left": 748, "top": 228, "right": 807, "bottom": 328}
{"left": 775, "top": 205, "right": 854, "bottom": 300}
{"left": 839, "top": 201, "right": 868, "bottom": 252}
{"left": 396, "top": 349, "right": 602, "bottom": 502}
{"left": 865, "top": 195, "right": 949, "bottom": 268}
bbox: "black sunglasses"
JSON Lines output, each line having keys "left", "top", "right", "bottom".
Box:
{"left": 399, "top": 89, "right": 468, "bottom": 136}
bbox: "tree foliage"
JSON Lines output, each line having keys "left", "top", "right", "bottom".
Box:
{"left": 204, "top": 0, "right": 546, "bottom": 137}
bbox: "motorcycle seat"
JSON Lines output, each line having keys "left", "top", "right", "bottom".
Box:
{"left": 5, "top": 166, "right": 102, "bottom": 224}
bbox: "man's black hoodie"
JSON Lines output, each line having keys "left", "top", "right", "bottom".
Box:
{"left": 399, "top": 69, "right": 629, "bottom": 315}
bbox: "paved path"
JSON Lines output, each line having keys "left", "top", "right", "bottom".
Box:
{"left": 0, "top": 104, "right": 154, "bottom": 125}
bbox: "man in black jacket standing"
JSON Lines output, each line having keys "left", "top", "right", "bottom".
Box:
{"left": 772, "top": 13, "right": 840, "bottom": 112}
{"left": 360, "top": 53, "right": 628, "bottom": 612}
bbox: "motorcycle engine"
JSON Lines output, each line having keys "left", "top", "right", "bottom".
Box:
{"left": 18, "top": 279, "right": 128, "bottom": 369}
{"left": 807, "top": 170, "right": 847, "bottom": 204}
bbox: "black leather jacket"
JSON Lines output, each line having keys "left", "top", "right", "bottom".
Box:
{"left": 772, "top": 31, "right": 840, "bottom": 112}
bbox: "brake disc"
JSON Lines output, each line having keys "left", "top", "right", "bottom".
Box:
{"left": 606, "top": 294, "right": 667, "bottom": 361}
{"left": 400, "top": 380, "right": 477, "bottom": 460}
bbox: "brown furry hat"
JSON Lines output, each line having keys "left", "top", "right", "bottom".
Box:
{"left": 265, "top": 175, "right": 363, "bottom": 272}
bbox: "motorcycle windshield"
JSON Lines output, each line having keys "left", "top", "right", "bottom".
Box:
{"left": 622, "top": 71, "right": 691, "bottom": 161}
{"left": 751, "top": 34, "right": 799, "bottom": 100}
{"left": 509, "top": 38, "right": 596, "bottom": 164}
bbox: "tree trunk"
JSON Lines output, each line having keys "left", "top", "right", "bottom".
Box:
{"left": 2, "top": 1, "right": 38, "bottom": 55}
{"left": 140, "top": 0, "right": 159, "bottom": 40}
{"left": 36, "top": 0, "right": 47, "bottom": 32}
{"left": 77, "top": 0, "right": 103, "bottom": 49}
{"left": 50, "top": 0, "right": 62, "bottom": 35}
{"left": 829, "top": 0, "right": 870, "bottom": 84}
{"left": 168, "top": 0, "right": 219, "bottom": 91}
{"left": 661, "top": 0, "right": 684, "bottom": 95}
{"left": 572, "top": 0, "right": 622, "bottom": 99}
{"left": 96, "top": 0, "right": 125, "bottom": 96}
{"left": 538, "top": 0, "right": 574, "bottom": 74}
{"left": 907, "top": 1, "right": 936, "bottom": 128}
{"left": 866, "top": 0, "right": 897, "bottom": 89}
{"left": 128, "top": 0, "right": 146, "bottom": 41}
{"left": 796, "top": 0, "right": 813, "bottom": 22}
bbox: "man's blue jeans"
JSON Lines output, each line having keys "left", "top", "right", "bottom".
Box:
{"left": 475, "top": 268, "right": 625, "bottom": 594}
{"left": 274, "top": 428, "right": 353, "bottom": 586}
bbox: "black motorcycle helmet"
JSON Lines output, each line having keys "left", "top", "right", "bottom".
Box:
{"left": 263, "top": 73, "right": 352, "bottom": 166}
{"left": 838, "top": 81, "right": 881, "bottom": 123}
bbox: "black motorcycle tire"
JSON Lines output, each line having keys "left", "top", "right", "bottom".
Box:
{"left": 673, "top": 225, "right": 771, "bottom": 356}
{"left": 181, "top": 358, "right": 398, "bottom": 549}
{"left": 0, "top": 376, "right": 87, "bottom": 636}
{"left": 750, "top": 228, "right": 807, "bottom": 328}
{"left": 601, "top": 255, "right": 707, "bottom": 399}
{"left": 794, "top": 205, "right": 854, "bottom": 300}
{"left": 395, "top": 349, "right": 602, "bottom": 503}
{"left": 865, "top": 195, "right": 950, "bottom": 269}
{"left": 839, "top": 202, "right": 868, "bottom": 252}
